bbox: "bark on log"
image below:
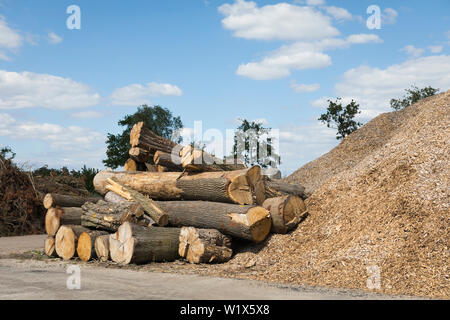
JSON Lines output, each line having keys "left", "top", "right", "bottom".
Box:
{"left": 94, "top": 166, "right": 263, "bottom": 205}
{"left": 124, "top": 158, "right": 147, "bottom": 172}
{"left": 265, "top": 179, "right": 306, "bottom": 199}
{"left": 153, "top": 151, "right": 183, "bottom": 171}
{"left": 180, "top": 145, "right": 247, "bottom": 172}
{"left": 179, "top": 227, "right": 232, "bottom": 264}
{"left": 157, "top": 201, "right": 271, "bottom": 242}
{"left": 44, "top": 236, "right": 58, "bottom": 257}
{"left": 262, "top": 195, "right": 307, "bottom": 234}
{"left": 109, "top": 222, "right": 181, "bottom": 264}
{"left": 77, "top": 230, "right": 109, "bottom": 262}
{"left": 130, "top": 122, "right": 180, "bottom": 155}
{"left": 45, "top": 207, "right": 83, "bottom": 236}
{"left": 94, "top": 235, "right": 110, "bottom": 262}
{"left": 129, "top": 147, "right": 151, "bottom": 163}
{"left": 106, "top": 178, "right": 169, "bottom": 226}
{"left": 104, "top": 191, "right": 130, "bottom": 204}
{"left": 81, "top": 200, "right": 143, "bottom": 232}
{"left": 43, "top": 193, "right": 100, "bottom": 209}
{"left": 55, "top": 225, "right": 90, "bottom": 260}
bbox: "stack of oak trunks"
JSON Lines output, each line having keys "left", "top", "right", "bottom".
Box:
{"left": 42, "top": 122, "right": 307, "bottom": 265}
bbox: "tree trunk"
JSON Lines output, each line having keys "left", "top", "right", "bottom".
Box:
{"left": 77, "top": 230, "right": 109, "bottom": 262}
{"left": 180, "top": 145, "right": 247, "bottom": 172}
{"left": 124, "top": 158, "right": 147, "bottom": 172}
{"left": 43, "top": 193, "right": 100, "bottom": 209}
{"left": 94, "top": 235, "right": 110, "bottom": 262}
{"left": 94, "top": 166, "right": 263, "bottom": 205}
{"left": 81, "top": 200, "right": 143, "bottom": 232}
{"left": 109, "top": 222, "right": 181, "bottom": 264}
{"left": 55, "top": 225, "right": 90, "bottom": 260}
{"left": 106, "top": 178, "right": 169, "bottom": 226}
{"left": 179, "top": 227, "right": 232, "bottom": 264}
{"left": 44, "top": 236, "right": 58, "bottom": 257}
{"left": 262, "top": 195, "right": 307, "bottom": 234}
{"left": 153, "top": 151, "right": 183, "bottom": 171}
{"left": 45, "top": 207, "right": 83, "bottom": 236}
{"left": 130, "top": 122, "right": 181, "bottom": 154}
{"left": 265, "top": 179, "right": 306, "bottom": 199}
{"left": 129, "top": 147, "right": 150, "bottom": 163}
{"left": 156, "top": 201, "right": 271, "bottom": 242}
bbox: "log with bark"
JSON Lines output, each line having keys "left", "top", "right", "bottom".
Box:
{"left": 265, "top": 179, "right": 306, "bottom": 199}
{"left": 130, "top": 122, "right": 181, "bottom": 155}
{"left": 262, "top": 195, "right": 307, "bottom": 234}
{"left": 156, "top": 201, "right": 271, "bottom": 242}
{"left": 77, "top": 230, "right": 109, "bottom": 262}
{"left": 94, "top": 166, "right": 263, "bottom": 205}
{"left": 44, "top": 236, "right": 58, "bottom": 257}
{"left": 124, "top": 158, "right": 147, "bottom": 172}
{"left": 104, "top": 191, "right": 129, "bottom": 204}
{"left": 129, "top": 147, "right": 151, "bottom": 163}
{"left": 55, "top": 225, "right": 90, "bottom": 260}
{"left": 45, "top": 207, "right": 83, "bottom": 236}
{"left": 109, "top": 222, "right": 181, "bottom": 264}
{"left": 43, "top": 193, "right": 100, "bottom": 209}
{"left": 153, "top": 151, "right": 183, "bottom": 171}
{"left": 94, "top": 235, "right": 110, "bottom": 262}
{"left": 179, "top": 227, "right": 232, "bottom": 264}
{"left": 179, "top": 145, "right": 247, "bottom": 172}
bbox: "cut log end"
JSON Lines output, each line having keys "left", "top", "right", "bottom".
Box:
{"left": 44, "top": 236, "right": 57, "bottom": 257}
{"left": 77, "top": 232, "right": 93, "bottom": 262}
{"left": 262, "top": 195, "right": 306, "bottom": 234}
{"left": 55, "top": 226, "right": 77, "bottom": 260}
{"left": 45, "top": 208, "right": 62, "bottom": 236}
{"left": 130, "top": 121, "right": 144, "bottom": 147}
{"left": 43, "top": 193, "right": 55, "bottom": 209}
{"left": 228, "top": 175, "right": 253, "bottom": 205}
{"left": 95, "top": 235, "right": 110, "bottom": 262}
{"left": 246, "top": 206, "right": 272, "bottom": 242}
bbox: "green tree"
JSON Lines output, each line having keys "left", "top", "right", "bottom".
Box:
{"left": 103, "top": 105, "right": 183, "bottom": 169}
{"left": 390, "top": 86, "right": 439, "bottom": 110}
{"left": 319, "top": 98, "right": 362, "bottom": 140}
{"left": 0, "top": 146, "right": 15, "bottom": 160}
{"left": 232, "top": 119, "right": 280, "bottom": 168}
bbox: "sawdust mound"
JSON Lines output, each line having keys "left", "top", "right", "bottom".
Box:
{"left": 238, "top": 90, "right": 450, "bottom": 298}
{"left": 0, "top": 159, "right": 45, "bottom": 236}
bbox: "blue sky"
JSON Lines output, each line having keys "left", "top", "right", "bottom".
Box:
{"left": 0, "top": 0, "right": 449, "bottom": 175}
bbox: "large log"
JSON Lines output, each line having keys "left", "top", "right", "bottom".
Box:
{"left": 94, "top": 166, "right": 263, "bottom": 205}
{"left": 157, "top": 201, "right": 271, "bottom": 242}
{"left": 45, "top": 207, "right": 83, "bottom": 236}
{"left": 77, "top": 230, "right": 109, "bottom": 262}
{"left": 180, "top": 145, "right": 247, "bottom": 172}
{"left": 109, "top": 222, "right": 181, "bottom": 264}
{"left": 94, "top": 235, "right": 110, "bottom": 262}
{"left": 55, "top": 225, "right": 90, "bottom": 260}
{"left": 265, "top": 179, "right": 306, "bottom": 199}
{"left": 262, "top": 195, "right": 307, "bottom": 234}
{"left": 179, "top": 227, "right": 232, "bottom": 264}
{"left": 130, "top": 122, "right": 180, "bottom": 154}
{"left": 44, "top": 236, "right": 58, "bottom": 257}
{"left": 43, "top": 193, "right": 100, "bottom": 209}
{"left": 153, "top": 151, "right": 183, "bottom": 171}
{"left": 129, "top": 147, "right": 151, "bottom": 163}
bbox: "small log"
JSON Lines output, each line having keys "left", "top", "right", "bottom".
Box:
{"left": 158, "top": 201, "right": 271, "bottom": 242}
{"left": 55, "top": 225, "right": 90, "bottom": 260}
{"left": 77, "top": 230, "right": 109, "bottom": 262}
{"left": 124, "top": 158, "right": 146, "bottom": 172}
{"left": 106, "top": 178, "right": 169, "bottom": 226}
{"left": 179, "top": 227, "right": 232, "bottom": 264}
{"left": 129, "top": 147, "right": 150, "bottom": 163}
{"left": 44, "top": 236, "right": 58, "bottom": 257}
{"left": 153, "top": 151, "right": 183, "bottom": 171}
{"left": 130, "top": 122, "right": 180, "bottom": 154}
{"left": 45, "top": 207, "right": 83, "bottom": 236}
{"left": 43, "top": 193, "right": 100, "bottom": 209}
{"left": 94, "top": 235, "right": 110, "bottom": 262}
{"left": 180, "top": 145, "right": 247, "bottom": 172}
{"left": 109, "top": 222, "right": 181, "bottom": 264}
{"left": 262, "top": 195, "right": 307, "bottom": 234}
{"left": 265, "top": 179, "right": 306, "bottom": 199}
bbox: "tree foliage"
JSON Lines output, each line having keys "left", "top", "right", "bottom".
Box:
{"left": 390, "top": 86, "right": 439, "bottom": 111}
{"left": 0, "top": 146, "right": 16, "bottom": 160}
{"left": 319, "top": 98, "right": 363, "bottom": 140}
{"left": 232, "top": 118, "right": 280, "bottom": 168}
{"left": 103, "top": 105, "right": 183, "bottom": 169}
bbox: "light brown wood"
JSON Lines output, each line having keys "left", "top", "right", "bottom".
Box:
{"left": 77, "top": 230, "right": 109, "bottom": 262}
{"left": 43, "top": 193, "right": 100, "bottom": 209}
{"left": 179, "top": 227, "right": 232, "bottom": 264}
{"left": 109, "top": 222, "right": 181, "bottom": 264}
{"left": 44, "top": 236, "right": 58, "bottom": 257}
{"left": 153, "top": 150, "right": 183, "bottom": 171}
{"left": 130, "top": 122, "right": 180, "bottom": 154}
{"left": 45, "top": 207, "right": 83, "bottom": 236}
{"left": 124, "top": 158, "right": 146, "bottom": 172}
{"left": 180, "top": 145, "right": 247, "bottom": 172}
{"left": 55, "top": 225, "right": 90, "bottom": 260}
{"left": 94, "top": 235, "right": 110, "bottom": 262}
{"left": 262, "top": 195, "right": 307, "bottom": 234}
{"left": 129, "top": 147, "right": 150, "bottom": 163}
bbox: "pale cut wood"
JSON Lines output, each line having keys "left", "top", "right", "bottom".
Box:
{"left": 77, "top": 230, "right": 109, "bottom": 262}
{"left": 55, "top": 225, "right": 90, "bottom": 260}
{"left": 124, "top": 158, "right": 146, "bottom": 172}
{"left": 44, "top": 236, "right": 58, "bottom": 257}
{"left": 179, "top": 227, "right": 232, "bottom": 264}
{"left": 129, "top": 147, "right": 150, "bottom": 163}
{"left": 43, "top": 193, "right": 100, "bottom": 209}
{"left": 157, "top": 201, "right": 271, "bottom": 242}
{"left": 153, "top": 150, "right": 183, "bottom": 171}
{"left": 180, "top": 145, "right": 247, "bottom": 172}
{"left": 262, "top": 195, "right": 307, "bottom": 234}
{"left": 94, "top": 235, "right": 110, "bottom": 262}
{"left": 45, "top": 207, "right": 83, "bottom": 236}
{"left": 130, "top": 122, "right": 180, "bottom": 154}
{"left": 109, "top": 222, "right": 181, "bottom": 264}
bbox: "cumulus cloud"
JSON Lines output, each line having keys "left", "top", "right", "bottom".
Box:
{"left": 291, "top": 82, "right": 320, "bottom": 93}
{"left": 428, "top": 45, "right": 443, "bottom": 53}
{"left": 0, "top": 16, "right": 23, "bottom": 60}
{"left": 70, "top": 111, "right": 103, "bottom": 119}
{"left": 401, "top": 45, "right": 424, "bottom": 58}
{"left": 323, "top": 6, "right": 352, "bottom": 21}
{"left": 381, "top": 8, "right": 398, "bottom": 25}
{"left": 0, "top": 70, "right": 101, "bottom": 110}
{"left": 218, "top": 0, "right": 339, "bottom": 41}
{"left": 110, "top": 82, "right": 183, "bottom": 106}
{"left": 48, "top": 32, "right": 63, "bottom": 44}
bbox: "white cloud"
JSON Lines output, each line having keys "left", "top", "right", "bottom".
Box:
{"left": 0, "top": 70, "right": 101, "bottom": 110}
{"left": 291, "top": 82, "right": 320, "bottom": 93}
{"left": 401, "top": 45, "right": 424, "bottom": 58}
{"left": 323, "top": 6, "right": 352, "bottom": 21}
{"left": 110, "top": 82, "right": 183, "bottom": 106}
{"left": 218, "top": 0, "right": 339, "bottom": 41}
{"left": 236, "top": 34, "right": 382, "bottom": 80}
{"left": 381, "top": 8, "right": 398, "bottom": 25}
{"left": 325, "top": 55, "right": 450, "bottom": 119}
{"left": 305, "top": 0, "right": 325, "bottom": 6}
{"left": 48, "top": 32, "right": 63, "bottom": 44}
{"left": 428, "top": 45, "right": 443, "bottom": 53}
{"left": 0, "top": 16, "right": 23, "bottom": 60}
{"left": 70, "top": 111, "right": 103, "bottom": 119}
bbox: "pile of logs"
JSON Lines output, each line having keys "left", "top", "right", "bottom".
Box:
{"left": 42, "top": 123, "right": 307, "bottom": 265}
